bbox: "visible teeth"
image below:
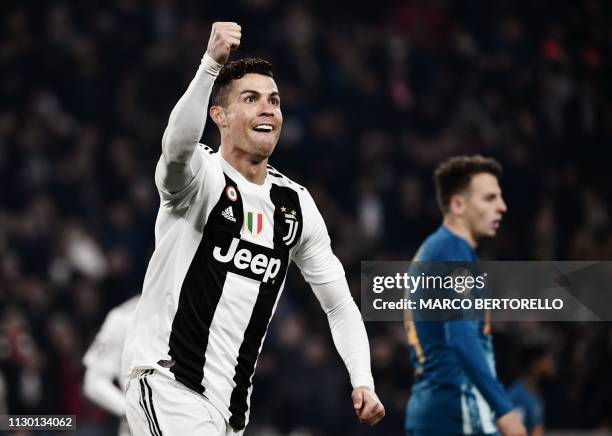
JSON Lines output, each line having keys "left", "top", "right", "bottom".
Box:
{"left": 254, "top": 124, "right": 273, "bottom": 132}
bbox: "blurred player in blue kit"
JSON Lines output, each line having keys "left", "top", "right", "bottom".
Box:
{"left": 508, "top": 336, "right": 555, "bottom": 436}
{"left": 404, "top": 156, "right": 527, "bottom": 436}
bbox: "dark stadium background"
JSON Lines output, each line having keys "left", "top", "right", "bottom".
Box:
{"left": 1, "top": 0, "right": 611, "bottom": 435}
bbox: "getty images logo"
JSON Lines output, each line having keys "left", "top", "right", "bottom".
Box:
{"left": 213, "top": 238, "right": 281, "bottom": 283}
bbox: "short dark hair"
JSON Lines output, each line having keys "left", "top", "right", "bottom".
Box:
{"left": 521, "top": 342, "right": 553, "bottom": 372}
{"left": 210, "top": 58, "right": 274, "bottom": 107}
{"left": 434, "top": 155, "right": 503, "bottom": 214}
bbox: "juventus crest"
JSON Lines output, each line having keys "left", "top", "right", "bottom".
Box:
{"left": 282, "top": 210, "right": 299, "bottom": 246}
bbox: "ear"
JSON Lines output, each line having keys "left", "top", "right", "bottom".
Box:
{"left": 209, "top": 105, "right": 227, "bottom": 128}
{"left": 449, "top": 193, "right": 466, "bottom": 215}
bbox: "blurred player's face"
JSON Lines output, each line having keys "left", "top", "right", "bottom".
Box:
{"left": 463, "top": 173, "right": 507, "bottom": 240}
{"left": 219, "top": 73, "right": 282, "bottom": 161}
{"left": 536, "top": 352, "right": 557, "bottom": 378}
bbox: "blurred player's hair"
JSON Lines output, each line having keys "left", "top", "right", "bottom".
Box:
{"left": 519, "top": 333, "right": 553, "bottom": 374}
{"left": 521, "top": 342, "right": 552, "bottom": 372}
{"left": 211, "top": 58, "right": 274, "bottom": 107}
{"left": 434, "top": 155, "right": 503, "bottom": 214}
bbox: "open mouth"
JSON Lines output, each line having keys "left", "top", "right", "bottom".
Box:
{"left": 253, "top": 124, "right": 274, "bottom": 132}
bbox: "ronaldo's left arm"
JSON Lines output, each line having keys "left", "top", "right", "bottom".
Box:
{"left": 293, "top": 189, "right": 384, "bottom": 425}
{"left": 311, "top": 278, "right": 385, "bottom": 426}
{"left": 311, "top": 277, "right": 374, "bottom": 390}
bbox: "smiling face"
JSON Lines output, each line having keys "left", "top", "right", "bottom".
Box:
{"left": 211, "top": 73, "right": 282, "bottom": 162}
{"left": 460, "top": 172, "right": 507, "bottom": 240}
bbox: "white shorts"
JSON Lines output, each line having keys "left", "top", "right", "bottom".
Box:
{"left": 125, "top": 369, "right": 244, "bottom": 436}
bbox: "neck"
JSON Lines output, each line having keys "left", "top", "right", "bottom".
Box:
{"left": 443, "top": 215, "right": 477, "bottom": 248}
{"left": 220, "top": 143, "right": 268, "bottom": 185}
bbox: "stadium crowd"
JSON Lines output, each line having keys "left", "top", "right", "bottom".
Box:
{"left": 1, "top": 0, "right": 611, "bottom": 434}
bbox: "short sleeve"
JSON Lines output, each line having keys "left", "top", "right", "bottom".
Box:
{"left": 292, "top": 190, "right": 345, "bottom": 285}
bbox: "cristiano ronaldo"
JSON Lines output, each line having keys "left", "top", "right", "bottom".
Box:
{"left": 122, "top": 22, "right": 384, "bottom": 436}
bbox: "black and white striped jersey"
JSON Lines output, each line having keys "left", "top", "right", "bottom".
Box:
{"left": 123, "top": 145, "right": 344, "bottom": 431}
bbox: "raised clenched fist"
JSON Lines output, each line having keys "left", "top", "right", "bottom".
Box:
{"left": 206, "top": 22, "right": 242, "bottom": 65}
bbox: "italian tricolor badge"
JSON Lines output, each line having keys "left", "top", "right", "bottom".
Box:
{"left": 246, "top": 211, "right": 264, "bottom": 235}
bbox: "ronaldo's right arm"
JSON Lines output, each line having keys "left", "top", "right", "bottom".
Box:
{"left": 158, "top": 53, "right": 222, "bottom": 194}
{"left": 158, "top": 22, "right": 240, "bottom": 196}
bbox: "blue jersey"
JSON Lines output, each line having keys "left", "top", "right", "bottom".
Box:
{"left": 508, "top": 380, "right": 544, "bottom": 435}
{"left": 405, "top": 226, "right": 513, "bottom": 434}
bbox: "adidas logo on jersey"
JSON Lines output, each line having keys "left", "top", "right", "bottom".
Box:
{"left": 222, "top": 206, "right": 236, "bottom": 222}
{"left": 213, "top": 237, "right": 281, "bottom": 283}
